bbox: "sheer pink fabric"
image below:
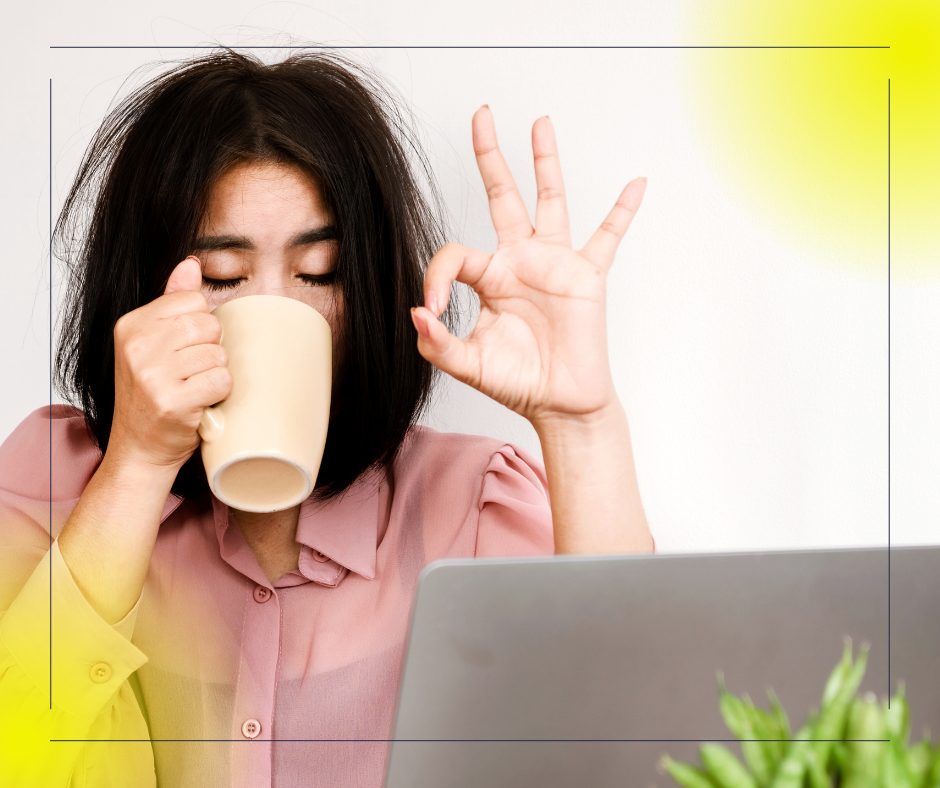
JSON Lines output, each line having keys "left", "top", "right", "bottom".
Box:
{"left": 0, "top": 405, "right": 555, "bottom": 788}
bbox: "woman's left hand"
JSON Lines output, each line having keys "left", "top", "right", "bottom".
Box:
{"left": 412, "top": 106, "right": 646, "bottom": 431}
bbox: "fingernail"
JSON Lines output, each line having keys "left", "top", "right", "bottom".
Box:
{"left": 425, "top": 290, "right": 439, "bottom": 316}
{"left": 411, "top": 308, "right": 430, "bottom": 339}
{"left": 481, "top": 104, "right": 490, "bottom": 109}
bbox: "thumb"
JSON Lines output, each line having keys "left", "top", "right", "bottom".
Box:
{"left": 164, "top": 256, "right": 203, "bottom": 295}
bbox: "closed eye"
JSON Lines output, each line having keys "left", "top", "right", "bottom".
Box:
{"left": 202, "top": 276, "right": 243, "bottom": 291}
{"left": 298, "top": 272, "right": 338, "bottom": 287}
{"left": 202, "top": 271, "right": 338, "bottom": 291}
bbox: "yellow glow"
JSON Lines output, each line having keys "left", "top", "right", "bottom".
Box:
{"left": 682, "top": 0, "right": 939, "bottom": 275}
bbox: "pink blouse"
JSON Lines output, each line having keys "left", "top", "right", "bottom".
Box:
{"left": 0, "top": 405, "right": 555, "bottom": 787}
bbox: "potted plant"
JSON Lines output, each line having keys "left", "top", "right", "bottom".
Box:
{"left": 660, "top": 641, "right": 940, "bottom": 788}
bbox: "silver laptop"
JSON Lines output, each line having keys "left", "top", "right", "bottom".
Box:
{"left": 385, "top": 546, "right": 940, "bottom": 788}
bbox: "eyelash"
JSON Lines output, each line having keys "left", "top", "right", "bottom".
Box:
{"left": 201, "top": 272, "right": 338, "bottom": 291}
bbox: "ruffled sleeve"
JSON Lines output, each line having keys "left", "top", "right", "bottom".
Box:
{"left": 473, "top": 443, "right": 656, "bottom": 557}
{"left": 474, "top": 444, "right": 555, "bottom": 558}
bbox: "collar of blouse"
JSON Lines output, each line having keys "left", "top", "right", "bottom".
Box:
{"left": 157, "top": 476, "right": 383, "bottom": 591}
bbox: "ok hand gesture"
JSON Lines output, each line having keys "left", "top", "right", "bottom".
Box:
{"left": 411, "top": 106, "right": 646, "bottom": 432}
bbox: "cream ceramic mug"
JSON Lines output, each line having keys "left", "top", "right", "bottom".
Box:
{"left": 197, "top": 295, "right": 332, "bottom": 513}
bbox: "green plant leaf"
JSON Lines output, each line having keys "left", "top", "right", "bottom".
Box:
{"left": 700, "top": 743, "right": 758, "bottom": 788}
{"left": 813, "top": 643, "right": 870, "bottom": 773}
{"left": 885, "top": 682, "right": 912, "bottom": 748}
{"left": 906, "top": 734, "right": 932, "bottom": 788}
{"left": 842, "top": 694, "right": 887, "bottom": 788}
{"left": 769, "top": 722, "right": 814, "bottom": 788}
{"left": 662, "top": 755, "right": 720, "bottom": 788}
{"left": 767, "top": 688, "right": 791, "bottom": 742}
{"left": 718, "top": 682, "right": 774, "bottom": 786}
{"left": 821, "top": 639, "right": 854, "bottom": 709}
{"left": 833, "top": 742, "right": 850, "bottom": 774}
{"left": 884, "top": 737, "right": 915, "bottom": 788}
{"left": 742, "top": 694, "right": 784, "bottom": 773}
{"left": 717, "top": 675, "right": 751, "bottom": 740}
{"left": 927, "top": 742, "right": 940, "bottom": 788}
{"left": 805, "top": 746, "right": 831, "bottom": 788}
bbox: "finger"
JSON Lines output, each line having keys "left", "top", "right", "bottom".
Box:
{"left": 532, "top": 116, "right": 571, "bottom": 245}
{"left": 161, "top": 311, "right": 224, "bottom": 352}
{"left": 422, "top": 243, "right": 493, "bottom": 317}
{"left": 171, "top": 343, "right": 229, "bottom": 382}
{"left": 177, "top": 365, "right": 234, "bottom": 412}
{"left": 410, "top": 307, "right": 482, "bottom": 389}
{"left": 164, "top": 256, "right": 203, "bottom": 294}
{"left": 580, "top": 177, "right": 647, "bottom": 270}
{"left": 151, "top": 289, "right": 211, "bottom": 321}
{"left": 472, "top": 106, "right": 534, "bottom": 244}
{"left": 123, "top": 283, "right": 208, "bottom": 343}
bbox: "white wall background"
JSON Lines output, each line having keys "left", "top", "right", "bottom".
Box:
{"left": 2, "top": 1, "right": 936, "bottom": 553}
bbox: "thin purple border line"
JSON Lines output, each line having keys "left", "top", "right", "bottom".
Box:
{"left": 49, "top": 77, "right": 53, "bottom": 710}
{"left": 46, "top": 45, "right": 893, "bottom": 740}
{"left": 887, "top": 78, "right": 891, "bottom": 708}
{"left": 52, "top": 738, "right": 891, "bottom": 743}
{"left": 50, "top": 45, "right": 890, "bottom": 49}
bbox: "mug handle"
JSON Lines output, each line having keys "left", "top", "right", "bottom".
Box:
{"left": 198, "top": 406, "right": 225, "bottom": 443}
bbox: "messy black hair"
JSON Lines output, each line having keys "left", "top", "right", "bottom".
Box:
{"left": 53, "top": 49, "right": 451, "bottom": 500}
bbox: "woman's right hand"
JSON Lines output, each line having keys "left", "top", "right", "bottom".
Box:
{"left": 108, "top": 256, "right": 232, "bottom": 471}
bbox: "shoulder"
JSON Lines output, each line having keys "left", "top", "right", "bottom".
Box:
{"left": 390, "top": 426, "right": 553, "bottom": 558}
{"left": 0, "top": 405, "right": 101, "bottom": 501}
{"left": 394, "top": 425, "right": 547, "bottom": 495}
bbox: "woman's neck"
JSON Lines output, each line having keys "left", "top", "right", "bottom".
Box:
{"left": 232, "top": 504, "right": 302, "bottom": 583}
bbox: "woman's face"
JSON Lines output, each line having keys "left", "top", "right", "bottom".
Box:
{"left": 193, "top": 160, "right": 344, "bottom": 379}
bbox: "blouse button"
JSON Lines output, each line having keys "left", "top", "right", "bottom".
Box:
{"left": 241, "top": 719, "right": 262, "bottom": 739}
{"left": 253, "top": 586, "right": 271, "bottom": 603}
{"left": 313, "top": 550, "right": 330, "bottom": 563}
{"left": 89, "top": 662, "right": 112, "bottom": 683}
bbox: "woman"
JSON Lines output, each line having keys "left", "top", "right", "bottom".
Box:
{"left": 0, "top": 50, "right": 653, "bottom": 787}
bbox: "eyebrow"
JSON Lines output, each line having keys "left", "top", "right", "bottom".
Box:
{"left": 192, "top": 225, "right": 338, "bottom": 251}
